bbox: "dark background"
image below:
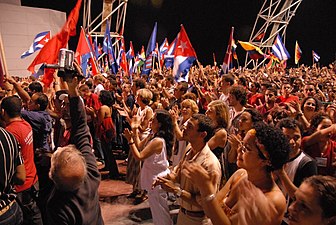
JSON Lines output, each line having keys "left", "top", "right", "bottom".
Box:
{"left": 21, "top": 0, "right": 336, "bottom": 67}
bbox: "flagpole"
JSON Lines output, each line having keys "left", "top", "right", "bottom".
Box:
{"left": 0, "top": 33, "right": 9, "bottom": 81}
{"left": 312, "top": 50, "right": 314, "bottom": 66}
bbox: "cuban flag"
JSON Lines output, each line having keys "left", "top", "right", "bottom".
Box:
{"left": 103, "top": 20, "right": 118, "bottom": 74}
{"left": 272, "top": 34, "right": 290, "bottom": 61}
{"left": 21, "top": 31, "right": 51, "bottom": 59}
{"left": 173, "top": 25, "right": 197, "bottom": 82}
{"left": 312, "top": 50, "right": 320, "bottom": 62}
{"left": 164, "top": 37, "right": 177, "bottom": 69}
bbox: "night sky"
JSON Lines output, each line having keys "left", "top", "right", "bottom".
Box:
{"left": 21, "top": 0, "right": 336, "bottom": 67}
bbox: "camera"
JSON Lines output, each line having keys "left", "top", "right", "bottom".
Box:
{"left": 45, "top": 48, "right": 83, "bottom": 80}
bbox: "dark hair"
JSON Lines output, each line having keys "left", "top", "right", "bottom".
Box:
{"left": 99, "top": 90, "right": 114, "bottom": 106}
{"left": 222, "top": 74, "right": 235, "bottom": 85}
{"left": 134, "top": 78, "right": 146, "bottom": 89}
{"left": 1, "top": 96, "right": 22, "bottom": 118}
{"left": 303, "top": 175, "right": 336, "bottom": 219}
{"left": 277, "top": 118, "right": 304, "bottom": 135}
{"left": 28, "top": 81, "right": 43, "bottom": 93}
{"left": 266, "top": 87, "right": 277, "bottom": 96}
{"left": 85, "top": 79, "right": 93, "bottom": 89}
{"left": 230, "top": 85, "right": 247, "bottom": 106}
{"left": 307, "top": 112, "right": 331, "bottom": 135}
{"left": 244, "top": 108, "right": 263, "bottom": 124}
{"left": 300, "top": 96, "right": 321, "bottom": 112}
{"left": 34, "top": 93, "right": 49, "bottom": 111}
{"left": 154, "top": 109, "right": 175, "bottom": 158}
{"left": 269, "top": 106, "right": 290, "bottom": 126}
{"left": 254, "top": 122, "right": 290, "bottom": 171}
{"left": 192, "top": 114, "right": 215, "bottom": 142}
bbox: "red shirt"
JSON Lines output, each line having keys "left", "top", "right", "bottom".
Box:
{"left": 6, "top": 119, "right": 38, "bottom": 192}
{"left": 277, "top": 95, "right": 299, "bottom": 103}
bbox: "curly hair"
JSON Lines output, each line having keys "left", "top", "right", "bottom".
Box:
{"left": 303, "top": 175, "right": 336, "bottom": 220}
{"left": 254, "top": 122, "right": 290, "bottom": 171}
{"left": 154, "top": 109, "right": 175, "bottom": 158}
{"left": 229, "top": 85, "right": 247, "bottom": 106}
{"left": 244, "top": 108, "right": 263, "bottom": 124}
{"left": 99, "top": 90, "right": 114, "bottom": 106}
{"left": 208, "top": 100, "right": 230, "bottom": 129}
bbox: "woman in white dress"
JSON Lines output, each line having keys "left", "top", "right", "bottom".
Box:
{"left": 124, "top": 109, "right": 174, "bottom": 225}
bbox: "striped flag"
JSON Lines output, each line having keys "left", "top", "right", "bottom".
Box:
{"left": 295, "top": 41, "right": 302, "bottom": 64}
{"left": 312, "top": 50, "right": 320, "bottom": 62}
{"left": 272, "top": 34, "right": 290, "bottom": 61}
{"left": 21, "top": 31, "right": 51, "bottom": 59}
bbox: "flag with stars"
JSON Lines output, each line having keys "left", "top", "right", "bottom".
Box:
{"left": 173, "top": 25, "right": 197, "bottom": 82}
{"left": 21, "top": 31, "right": 50, "bottom": 59}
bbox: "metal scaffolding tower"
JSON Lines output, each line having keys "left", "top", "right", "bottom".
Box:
{"left": 82, "top": 0, "right": 128, "bottom": 53}
{"left": 245, "top": 0, "right": 303, "bottom": 68}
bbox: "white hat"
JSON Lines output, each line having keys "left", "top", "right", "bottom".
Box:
{"left": 59, "top": 93, "right": 68, "bottom": 101}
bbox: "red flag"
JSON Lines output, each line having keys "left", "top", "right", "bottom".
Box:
{"left": 75, "top": 28, "right": 90, "bottom": 64}
{"left": 254, "top": 32, "right": 265, "bottom": 41}
{"left": 27, "top": 0, "right": 82, "bottom": 87}
{"left": 119, "top": 39, "right": 128, "bottom": 73}
{"left": 222, "top": 27, "right": 234, "bottom": 73}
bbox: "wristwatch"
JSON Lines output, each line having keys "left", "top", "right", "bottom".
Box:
{"left": 175, "top": 187, "right": 183, "bottom": 198}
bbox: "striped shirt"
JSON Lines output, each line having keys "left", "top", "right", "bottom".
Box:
{"left": 0, "top": 127, "right": 24, "bottom": 210}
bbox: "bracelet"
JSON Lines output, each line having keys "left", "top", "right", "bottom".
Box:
{"left": 203, "top": 193, "right": 216, "bottom": 202}
{"left": 129, "top": 142, "right": 135, "bottom": 145}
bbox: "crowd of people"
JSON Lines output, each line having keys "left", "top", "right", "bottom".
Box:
{"left": 0, "top": 60, "right": 336, "bottom": 225}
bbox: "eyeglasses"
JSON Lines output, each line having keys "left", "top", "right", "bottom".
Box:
{"left": 266, "top": 94, "right": 274, "bottom": 97}
{"left": 238, "top": 141, "right": 268, "bottom": 160}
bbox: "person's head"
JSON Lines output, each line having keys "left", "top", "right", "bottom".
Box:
{"left": 288, "top": 175, "right": 336, "bottom": 225}
{"left": 121, "top": 82, "right": 132, "bottom": 94}
{"left": 277, "top": 118, "right": 303, "bottom": 157}
{"left": 1, "top": 96, "right": 22, "bottom": 119}
{"left": 79, "top": 84, "right": 91, "bottom": 97}
{"left": 99, "top": 90, "right": 114, "bottom": 106}
{"left": 237, "top": 122, "right": 290, "bottom": 172}
{"left": 309, "top": 112, "right": 332, "bottom": 132}
{"left": 303, "top": 83, "right": 316, "bottom": 98}
{"left": 152, "top": 109, "right": 174, "bottom": 158}
{"left": 206, "top": 100, "right": 230, "bottom": 129}
{"left": 174, "top": 81, "right": 188, "bottom": 99}
{"left": 265, "top": 87, "right": 277, "bottom": 104}
{"left": 49, "top": 145, "right": 87, "bottom": 192}
{"left": 183, "top": 114, "right": 215, "bottom": 144}
{"left": 281, "top": 82, "right": 292, "bottom": 97}
{"left": 93, "top": 74, "right": 104, "bottom": 85}
{"left": 221, "top": 74, "right": 235, "bottom": 89}
{"left": 228, "top": 85, "right": 247, "bottom": 107}
{"left": 181, "top": 92, "right": 197, "bottom": 102}
{"left": 181, "top": 99, "right": 199, "bottom": 119}
{"left": 267, "top": 106, "right": 290, "bottom": 126}
{"left": 301, "top": 97, "right": 320, "bottom": 114}
{"left": 59, "top": 94, "right": 71, "bottom": 121}
{"left": 238, "top": 108, "right": 263, "bottom": 133}
{"left": 28, "top": 81, "right": 43, "bottom": 96}
{"left": 28, "top": 92, "right": 49, "bottom": 111}
{"left": 136, "top": 88, "right": 153, "bottom": 106}
{"left": 132, "top": 78, "right": 146, "bottom": 93}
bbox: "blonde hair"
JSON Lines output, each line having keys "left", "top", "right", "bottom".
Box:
{"left": 208, "top": 100, "right": 230, "bottom": 129}
{"left": 181, "top": 99, "right": 199, "bottom": 114}
{"left": 137, "top": 88, "right": 153, "bottom": 105}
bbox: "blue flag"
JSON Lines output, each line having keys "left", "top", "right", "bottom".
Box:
{"left": 103, "top": 20, "right": 118, "bottom": 74}
{"left": 143, "top": 22, "right": 157, "bottom": 74}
